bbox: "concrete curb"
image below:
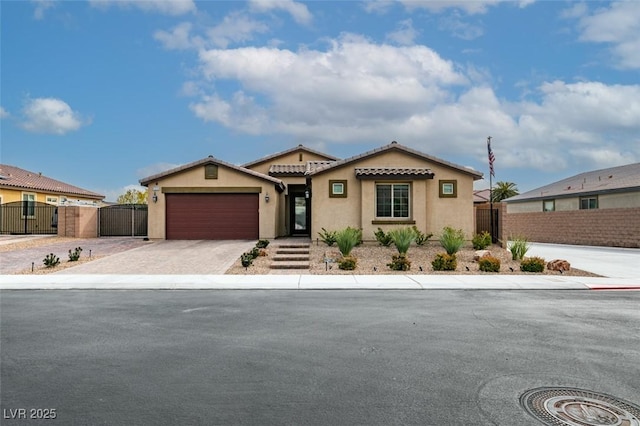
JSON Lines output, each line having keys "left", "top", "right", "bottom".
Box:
{"left": 1, "top": 274, "right": 639, "bottom": 290}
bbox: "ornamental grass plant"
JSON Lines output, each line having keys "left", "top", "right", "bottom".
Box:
{"left": 439, "top": 226, "right": 465, "bottom": 255}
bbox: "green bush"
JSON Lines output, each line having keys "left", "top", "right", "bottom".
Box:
{"left": 509, "top": 236, "right": 530, "bottom": 260}
{"left": 431, "top": 253, "right": 457, "bottom": 271}
{"left": 412, "top": 226, "right": 432, "bottom": 246}
{"left": 374, "top": 227, "right": 393, "bottom": 246}
{"left": 335, "top": 227, "right": 360, "bottom": 257}
{"left": 249, "top": 247, "right": 260, "bottom": 259}
{"left": 256, "top": 239, "right": 270, "bottom": 249}
{"left": 388, "top": 227, "right": 415, "bottom": 256}
{"left": 472, "top": 232, "right": 492, "bottom": 250}
{"left": 338, "top": 256, "right": 357, "bottom": 270}
{"left": 439, "top": 226, "right": 465, "bottom": 255}
{"left": 68, "top": 247, "right": 83, "bottom": 262}
{"left": 240, "top": 253, "right": 253, "bottom": 268}
{"left": 387, "top": 254, "right": 411, "bottom": 271}
{"left": 318, "top": 228, "right": 337, "bottom": 246}
{"left": 520, "top": 256, "right": 545, "bottom": 273}
{"left": 478, "top": 255, "right": 501, "bottom": 272}
{"left": 353, "top": 227, "right": 363, "bottom": 246}
{"left": 43, "top": 253, "right": 60, "bottom": 268}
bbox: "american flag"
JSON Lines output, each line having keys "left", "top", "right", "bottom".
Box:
{"left": 487, "top": 136, "right": 495, "bottom": 177}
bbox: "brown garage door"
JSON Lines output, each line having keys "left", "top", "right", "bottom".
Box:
{"left": 166, "top": 193, "right": 259, "bottom": 240}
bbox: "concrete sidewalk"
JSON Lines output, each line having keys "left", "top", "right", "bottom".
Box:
{"left": 1, "top": 273, "right": 639, "bottom": 290}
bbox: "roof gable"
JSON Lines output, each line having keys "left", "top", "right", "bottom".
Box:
{"left": 505, "top": 162, "right": 640, "bottom": 202}
{"left": 309, "top": 141, "right": 483, "bottom": 180}
{"left": 139, "top": 155, "right": 285, "bottom": 191}
{"left": 242, "top": 144, "right": 339, "bottom": 169}
{"left": 0, "top": 164, "right": 104, "bottom": 199}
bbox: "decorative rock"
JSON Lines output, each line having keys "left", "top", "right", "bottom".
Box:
{"left": 547, "top": 259, "right": 571, "bottom": 272}
{"left": 474, "top": 250, "right": 492, "bottom": 261}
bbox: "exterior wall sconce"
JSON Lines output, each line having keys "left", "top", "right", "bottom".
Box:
{"left": 152, "top": 185, "right": 159, "bottom": 203}
{"left": 305, "top": 189, "right": 310, "bottom": 199}
{"left": 265, "top": 192, "right": 270, "bottom": 203}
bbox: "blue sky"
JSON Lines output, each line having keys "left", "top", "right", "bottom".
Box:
{"left": 1, "top": 0, "right": 639, "bottom": 201}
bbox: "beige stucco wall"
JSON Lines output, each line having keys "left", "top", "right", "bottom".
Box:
{"left": 310, "top": 151, "right": 477, "bottom": 240}
{"left": 145, "top": 164, "right": 282, "bottom": 240}
{"left": 246, "top": 151, "right": 333, "bottom": 176}
{"left": 507, "top": 190, "right": 640, "bottom": 213}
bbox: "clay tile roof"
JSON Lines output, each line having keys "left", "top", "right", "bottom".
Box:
{"left": 355, "top": 167, "right": 434, "bottom": 178}
{"left": 268, "top": 164, "right": 307, "bottom": 176}
{"left": 0, "top": 164, "right": 104, "bottom": 199}
{"left": 306, "top": 161, "right": 336, "bottom": 174}
{"left": 242, "top": 144, "right": 339, "bottom": 168}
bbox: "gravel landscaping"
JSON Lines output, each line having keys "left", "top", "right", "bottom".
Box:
{"left": 225, "top": 240, "right": 600, "bottom": 276}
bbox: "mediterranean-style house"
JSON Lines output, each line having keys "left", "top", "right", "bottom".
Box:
{"left": 0, "top": 164, "right": 105, "bottom": 235}
{"left": 502, "top": 162, "right": 640, "bottom": 248}
{"left": 139, "top": 141, "right": 483, "bottom": 241}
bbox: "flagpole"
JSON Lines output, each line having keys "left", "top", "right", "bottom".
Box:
{"left": 487, "top": 136, "right": 494, "bottom": 243}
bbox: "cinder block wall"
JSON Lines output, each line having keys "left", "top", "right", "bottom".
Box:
{"left": 503, "top": 207, "right": 640, "bottom": 248}
{"left": 57, "top": 206, "right": 98, "bottom": 238}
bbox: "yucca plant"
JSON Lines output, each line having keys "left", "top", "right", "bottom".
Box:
{"left": 509, "top": 236, "right": 530, "bottom": 260}
{"left": 439, "top": 226, "right": 465, "bottom": 255}
{"left": 335, "top": 227, "right": 360, "bottom": 257}
{"left": 388, "top": 227, "right": 416, "bottom": 256}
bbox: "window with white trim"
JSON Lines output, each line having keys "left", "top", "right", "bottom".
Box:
{"left": 580, "top": 196, "right": 598, "bottom": 210}
{"left": 22, "top": 192, "right": 36, "bottom": 217}
{"left": 376, "top": 183, "right": 410, "bottom": 218}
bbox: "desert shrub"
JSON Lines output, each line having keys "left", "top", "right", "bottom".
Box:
{"left": 412, "top": 226, "right": 432, "bottom": 246}
{"left": 509, "top": 236, "right": 530, "bottom": 260}
{"left": 353, "top": 227, "right": 363, "bottom": 246}
{"left": 240, "top": 253, "right": 253, "bottom": 268}
{"left": 338, "top": 256, "right": 357, "bottom": 270}
{"left": 431, "top": 253, "right": 457, "bottom": 271}
{"left": 68, "top": 247, "right": 83, "bottom": 262}
{"left": 318, "top": 228, "right": 337, "bottom": 246}
{"left": 256, "top": 239, "right": 270, "bottom": 249}
{"left": 520, "top": 256, "right": 545, "bottom": 273}
{"left": 472, "top": 232, "right": 492, "bottom": 250}
{"left": 478, "top": 255, "right": 501, "bottom": 272}
{"left": 439, "top": 226, "right": 465, "bottom": 255}
{"left": 258, "top": 249, "right": 268, "bottom": 257}
{"left": 387, "top": 254, "right": 411, "bottom": 271}
{"left": 249, "top": 247, "right": 260, "bottom": 259}
{"left": 43, "top": 253, "right": 60, "bottom": 268}
{"left": 335, "top": 227, "right": 360, "bottom": 257}
{"left": 388, "top": 227, "right": 415, "bottom": 256}
{"left": 374, "top": 227, "right": 393, "bottom": 246}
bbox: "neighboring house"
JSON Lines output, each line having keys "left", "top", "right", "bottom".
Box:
{"left": 503, "top": 163, "right": 640, "bottom": 248}
{"left": 140, "top": 141, "right": 483, "bottom": 240}
{"left": 0, "top": 164, "right": 105, "bottom": 234}
{"left": 473, "top": 189, "right": 491, "bottom": 204}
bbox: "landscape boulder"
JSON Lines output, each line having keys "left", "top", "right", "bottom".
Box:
{"left": 547, "top": 259, "right": 571, "bottom": 272}
{"left": 474, "top": 250, "right": 492, "bottom": 261}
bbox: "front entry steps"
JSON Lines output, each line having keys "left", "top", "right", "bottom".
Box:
{"left": 270, "top": 243, "right": 310, "bottom": 270}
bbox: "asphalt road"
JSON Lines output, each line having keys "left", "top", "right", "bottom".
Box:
{"left": 1, "top": 290, "right": 639, "bottom": 425}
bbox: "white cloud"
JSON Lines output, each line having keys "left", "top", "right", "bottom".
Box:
{"left": 249, "top": 0, "right": 312, "bottom": 25}
{"left": 89, "top": 0, "right": 196, "bottom": 16}
{"left": 154, "top": 22, "right": 202, "bottom": 50}
{"left": 206, "top": 12, "right": 270, "bottom": 48}
{"left": 183, "top": 35, "right": 640, "bottom": 174}
{"left": 386, "top": 19, "right": 419, "bottom": 46}
{"left": 571, "top": 1, "right": 640, "bottom": 69}
{"left": 399, "top": 0, "right": 502, "bottom": 15}
{"left": 20, "top": 97, "right": 87, "bottom": 135}
{"left": 438, "top": 12, "right": 484, "bottom": 40}
{"left": 0, "top": 107, "right": 9, "bottom": 119}
{"left": 32, "top": 0, "right": 56, "bottom": 20}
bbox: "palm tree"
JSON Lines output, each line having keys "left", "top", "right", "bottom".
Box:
{"left": 491, "top": 181, "right": 519, "bottom": 202}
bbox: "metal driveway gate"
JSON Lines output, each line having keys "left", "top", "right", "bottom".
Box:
{"left": 99, "top": 204, "right": 148, "bottom": 237}
{"left": 0, "top": 201, "right": 58, "bottom": 235}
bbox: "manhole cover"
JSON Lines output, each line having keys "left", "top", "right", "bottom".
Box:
{"left": 521, "top": 387, "right": 640, "bottom": 426}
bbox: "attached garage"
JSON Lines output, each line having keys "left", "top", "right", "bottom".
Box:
{"left": 166, "top": 193, "right": 259, "bottom": 240}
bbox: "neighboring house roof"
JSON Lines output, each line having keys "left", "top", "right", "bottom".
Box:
{"left": 474, "top": 189, "right": 491, "bottom": 203}
{"left": 309, "top": 141, "right": 483, "bottom": 180}
{"left": 354, "top": 167, "right": 434, "bottom": 179}
{"left": 0, "top": 164, "right": 104, "bottom": 200}
{"left": 139, "top": 155, "right": 286, "bottom": 191}
{"left": 504, "top": 162, "right": 640, "bottom": 203}
{"left": 242, "top": 144, "right": 339, "bottom": 169}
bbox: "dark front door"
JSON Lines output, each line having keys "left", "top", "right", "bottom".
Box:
{"left": 290, "top": 190, "right": 309, "bottom": 236}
